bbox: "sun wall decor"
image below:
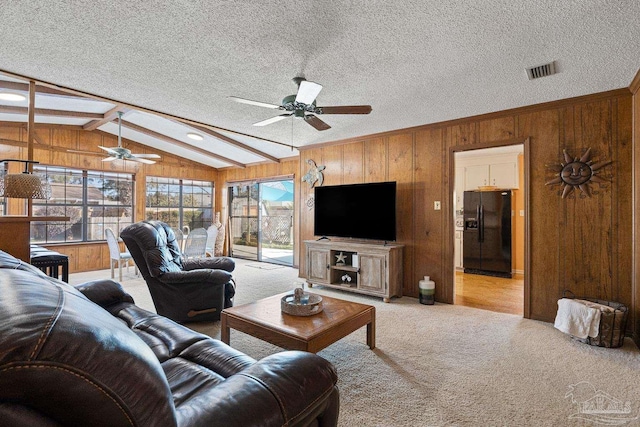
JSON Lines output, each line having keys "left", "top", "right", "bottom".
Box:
{"left": 545, "top": 148, "right": 612, "bottom": 198}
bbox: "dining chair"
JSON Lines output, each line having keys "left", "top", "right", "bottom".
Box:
{"left": 105, "top": 228, "right": 137, "bottom": 282}
{"left": 205, "top": 225, "right": 219, "bottom": 257}
{"left": 174, "top": 228, "right": 185, "bottom": 253}
{"left": 183, "top": 228, "right": 207, "bottom": 259}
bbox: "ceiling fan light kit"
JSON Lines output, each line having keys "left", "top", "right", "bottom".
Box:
{"left": 98, "top": 111, "right": 161, "bottom": 164}
{"left": 187, "top": 132, "right": 204, "bottom": 141}
{"left": 0, "top": 92, "right": 26, "bottom": 102}
{"left": 230, "top": 77, "right": 372, "bottom": 131}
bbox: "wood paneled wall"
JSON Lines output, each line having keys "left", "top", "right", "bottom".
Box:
{"left": 216, "top": 158, "right": 300, "bottom": 265}
{"left": 1, "top": 86, "right": 636, "bottom": 336}
{"left": 631, "top": 69, "right": 640, "bottom": 346}
{"left": 299, "top": 89, "right": 633, "bottom": 329}
{"left": 0, "top": 122, "right": 217, "bottom": 272}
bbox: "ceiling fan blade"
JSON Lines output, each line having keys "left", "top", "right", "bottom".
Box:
{"left": 295, "top": 80, "right": 323, "bottom": 105}
{"left": 102, "top": 156, "right": 118, "bottom": 162}
{"left": 304, "top": 114, "right": 331, "bottom": 131}
{"left": 131, "top": 153, "right": 161, "bottom": 159}
{"left": 127, "top": 156, "right": 156, "bottom": 165}
{"left": 317, "top": 105, "right": 372, "bottom": 115}
{"left": 228, "top": 96, "right": 281, "bottom": 109}
{"left": 253, "top": 113, "right": 293, "bottom": 127}
{"left": 98, "top": 146, "right": 118, "bottom": 154}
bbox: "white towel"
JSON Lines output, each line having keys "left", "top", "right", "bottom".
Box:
{"left": 554, "top": 298, "right": 601, "bottom": 339}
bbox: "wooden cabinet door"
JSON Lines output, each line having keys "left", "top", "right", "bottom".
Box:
{"left": 358, "top": 254, "right": 386, "bottom": 293}
{"left": 464, "top": 165, "right": 489, "bottom": 190}
{"left": 308, "top": 248, "right": 330, "bottom": 283}
{"left": 489, "top": 162, "right": 518, "bottom": 188}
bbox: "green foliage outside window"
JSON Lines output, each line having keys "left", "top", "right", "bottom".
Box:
{"left": 145, "top": 177, "right": 213, "bottom": 231}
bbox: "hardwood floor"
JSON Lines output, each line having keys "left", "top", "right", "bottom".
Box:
{"left": 454, "top": 271, "right": 524, "bottom": 315}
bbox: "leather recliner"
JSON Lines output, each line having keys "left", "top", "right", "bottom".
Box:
{"left": 0, "top": 250, "right": 340, "bottom": 426}
{"left": 121, "top": 220, "right": 235, "bottom": 322}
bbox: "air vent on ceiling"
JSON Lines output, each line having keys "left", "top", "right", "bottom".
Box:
{"left": 526, "top": 61, "right": 556, "bottom": 80}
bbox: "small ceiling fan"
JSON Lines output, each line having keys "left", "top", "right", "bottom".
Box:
{"left": 229, "top": 77, "right": 372, "bottom": 131}
{"left": 99, "top": 112, "right": 161, "bottom": 164}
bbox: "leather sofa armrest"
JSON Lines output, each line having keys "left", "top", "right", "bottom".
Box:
{"left": 75, "top": 279, "right": 135, "bottom": 308}
{"left": 177, "top": 351, "right": 339, "bottom": 427}
{"left": 182, "top": 257, "right": 235, "bottom": 272}
{"left": 159, "top": 269, "right": 232, "bottom": 286}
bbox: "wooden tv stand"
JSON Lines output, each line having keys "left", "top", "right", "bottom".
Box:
{"left": 304, "top": 240, "right": 403, "bottom": 302}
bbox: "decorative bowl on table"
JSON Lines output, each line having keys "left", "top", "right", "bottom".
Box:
{"left": 281, "top": 291, "right": 323, "bottom": 316}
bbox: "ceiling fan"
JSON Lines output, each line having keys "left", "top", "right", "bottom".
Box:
{"left": 99, "top": 112, "right": 161, "bottom": 164}
{"left": 229, "top": 77, "right": 372, "bottom": 131}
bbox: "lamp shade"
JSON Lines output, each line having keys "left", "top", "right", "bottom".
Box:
{"left": 0, "top": 173, "right": 51, "bottom": 199}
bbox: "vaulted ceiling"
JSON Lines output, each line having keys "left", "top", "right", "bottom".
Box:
{"left": 1, "top": 1, "right": 639, "bottom": 169}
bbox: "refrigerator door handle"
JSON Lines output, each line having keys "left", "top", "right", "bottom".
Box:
{"left": 479, "top": 204, "right": 484, "bottom": 242}
{"left": 476, "top": 205, "right": 481, "bottom": 242}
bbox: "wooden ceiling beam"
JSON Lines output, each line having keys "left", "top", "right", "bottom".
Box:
{"left": 185, "top": 122, "right": 280, "bottom": 163}
{"left": 0, "top": 105, "right": 103, "bottom": 119}
{"left": 0, "top": 80, "right": 89, "bottom": 99}
{"left": 83, "top": 106, "right": 129, "bottom": 131}
{"left": 119, "top": 120, "right": 246, "bottom": 168}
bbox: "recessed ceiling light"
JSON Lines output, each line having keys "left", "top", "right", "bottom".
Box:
{"left": 187, "top": 132, "right": 204, "bottom": 141}
{"left": 0, "top": 92, "right": 26, "bottom": 101}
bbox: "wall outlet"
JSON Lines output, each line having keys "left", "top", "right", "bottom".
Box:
{"left": 520, "top": 210, "right": 525, "bottom": 217}
{"left": 434, "top": 201, "right": 441, "bottom": 210}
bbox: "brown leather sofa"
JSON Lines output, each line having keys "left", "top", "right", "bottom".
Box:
{"left": 0, "top": 250, "right": 339, "bottom": 426}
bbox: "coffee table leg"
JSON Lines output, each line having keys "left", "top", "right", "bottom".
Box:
{"left": 367, "top": 309, "right": 376, "bottom": 349}
{"left": 221, "top": 313, "right": 230, "bottom": 344}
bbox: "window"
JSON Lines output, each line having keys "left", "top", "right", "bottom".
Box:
{"left": 145, "top": 177, "right": 213, "bottom": 230}
{"left": 31, "top": 166, "right": 134, "bottom": 243}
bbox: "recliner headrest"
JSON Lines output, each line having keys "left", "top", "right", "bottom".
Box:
{"left": 121, "top": 221, "right": 183, "bottom": 278}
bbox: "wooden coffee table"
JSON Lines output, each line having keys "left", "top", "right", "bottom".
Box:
{"left": 221, "top": 292, "right": 375, "bottom": 353}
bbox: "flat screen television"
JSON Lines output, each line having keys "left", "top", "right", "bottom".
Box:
{"left": 314, "top": 181, "right": 396, "bottom": 242}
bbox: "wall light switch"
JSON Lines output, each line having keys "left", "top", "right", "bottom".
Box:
{"left": 434, "top": 201, "right": 441, "bottom": 210}
{"left": 520, "top": 210, "right": 525, "bottom": 217}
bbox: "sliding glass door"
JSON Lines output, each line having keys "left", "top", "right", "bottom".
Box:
{"left": 228, "top": 179, "right": 294, "bottom": 266}
{"left": 228, "top": 182, "right": 259, "bottom": 261}
{"left": 259, "top": 180, "right": 294, "bottom": 265}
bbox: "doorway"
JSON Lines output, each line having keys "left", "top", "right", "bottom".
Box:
{"left": 453, "top": 144, "right": 525, "bottom": 315}
{"left": 228, "top": 179, "right": 294, "bottom": 266}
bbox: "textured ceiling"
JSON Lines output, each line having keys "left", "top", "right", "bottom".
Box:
{"left": 0, "top": 1, "right": 639, "bottom": 166}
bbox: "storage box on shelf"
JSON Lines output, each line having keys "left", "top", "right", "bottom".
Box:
{"left": 304, "top": 240, "right": 403, "bottom": 302}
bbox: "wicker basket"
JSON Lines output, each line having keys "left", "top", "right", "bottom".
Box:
{"left": 563, "top": 291, "right": 628, "bottom": 348}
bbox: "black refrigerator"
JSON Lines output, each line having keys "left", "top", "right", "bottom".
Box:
{"left": 463, "top": 190, "right": 512, "bottom": 278}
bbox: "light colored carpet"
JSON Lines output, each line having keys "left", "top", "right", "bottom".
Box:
{"left": 70, "top": 260, "right": 640, "bottom": 427}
